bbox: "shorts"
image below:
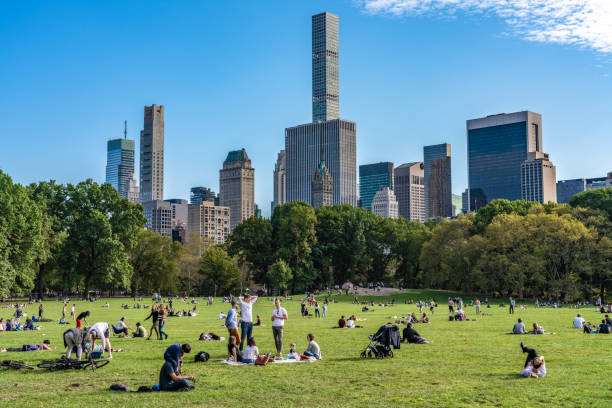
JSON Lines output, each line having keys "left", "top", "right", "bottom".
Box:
{"left": 76, "top": 319, "right": 82, "bottom": 328}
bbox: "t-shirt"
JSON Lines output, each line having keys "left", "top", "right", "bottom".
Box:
{"left": 573, "top": 317, "right": 585, "bottom": 328}
{"left": 272, "top": 307, "right": 288, "bottom": 327}
{"left": 76, "top": 312, "right": 88, "bottom": 320}
{"left": 239, "top": 298, "right": 257, "bottom": 323}
{"left": 116, "top": 320, "right": 127, "bottom": 330}
{"left": 159, "top": 361, "right": 176, "bottom": 390}
{"left": 135, "top": 326, "right": 146, "bottom": 337}
{"left": 598, "top": 323, "right": 611, "bottom": 333}
{"left": 346, "top": 319, "right": 355, "bottom": 328}
{"left": 89, "top": 322, "right": 109, "bottom": 341}
{"left": 305, "top": 341, "right": 321, "bottom": 359}
{"left": 513, "top": 322, "right": 526, "bottom": 334}
{"left": 338, "top": 318, "right": 346, "bottom": 328}
{"left": 243, "top": 345, "right": 258, "bottom": 360}
{"left": 225, "top": 308, "right": 238, "bottom": 329}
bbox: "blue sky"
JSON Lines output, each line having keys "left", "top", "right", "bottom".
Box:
{"left": 1, "top": 0, "right": 610, "bottom": 216}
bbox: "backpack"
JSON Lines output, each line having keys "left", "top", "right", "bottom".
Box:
{"left": 194, "top": 351, "right": 209, "bottom": 362}
{"left": 110, "top": 383, "right": 131, "bottom": 392}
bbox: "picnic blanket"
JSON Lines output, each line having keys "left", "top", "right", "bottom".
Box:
{"left": 217, "top": 359, "right": 317, "bottom": 366}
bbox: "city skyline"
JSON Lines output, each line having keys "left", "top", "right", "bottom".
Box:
{"left": 2, "top": 2, "right": 612, "bottom": 217}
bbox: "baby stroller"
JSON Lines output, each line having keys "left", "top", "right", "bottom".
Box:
{"left": 360, "top": 323, "right": 400, "bottom": 359}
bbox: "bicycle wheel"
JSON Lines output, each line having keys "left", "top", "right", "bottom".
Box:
{"left": 92, "top": 359, "right": 109, "bottom": 370}
{"left": 11, "top": 361, "right": 34, "bottom": 370}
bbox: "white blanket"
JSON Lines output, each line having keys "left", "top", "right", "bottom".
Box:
{"left": 217, "top": 359, "right": 317, "bottom": 366}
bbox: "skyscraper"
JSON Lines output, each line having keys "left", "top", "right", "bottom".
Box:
{"left": 285, "top": 12, "right": 356, "bottom": 207}
{"left": 140, "top": 104, "right": 164, "bottom": 203}
{"left": 424, "top": 143, "right": 452, "bottom": 218}
{"left": 106, "top": 137, "right": 135, "bottom": 200}
{"left": 394, "top": 162, "right": 425, "bottom": 222}
{"left": 467, "top": 111, "right": 542, "bottom": 211}
{"left": 312, "top": 12, "right": 339, "bottom": 123}
{"left": 311, "top": 158, "right": 333, "bottom": 209}
{"left": 164, "top": 198, "right": 189, "bottom": 226}
{"left": 359, "top": 162, "right": 394, "bottom": 211}
{"left": 190, "top": 186, "right": 217, "bottom": 205}
{"left": 271, "top": 149, "right": 286, "bottom": 214}
{"left": 219, "top": 148, "right": 255, "bottom": 231}
{"left": 142, "top": 200, "right": 172, "bottom": 237}
{"left": 372, "top": 187, "right": 399, "bottom": 219}
{"left": 521, "top": 152, "right": 557, "bottom": 203}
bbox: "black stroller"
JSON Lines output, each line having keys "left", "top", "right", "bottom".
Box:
{"left": 360, "top": 323, "right": 400, "bottom": 359}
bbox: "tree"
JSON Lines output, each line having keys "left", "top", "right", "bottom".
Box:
{"left": 59, "top": 180, "right": 146, "bottom": 294}
{"left": 272, "top": 202, "right": 317, "bottom": 292}
{"left": 267, "top": 260, "right": 292, "bottom": 294}
{"left": 198, "top": 246, "right": 239, "bottom": 297}
{"left": 0, "top": 171, "right": 43, "bottom": 298}
{"left": 391, "top": 218, "right": 430, "bottom": 287}
{"left": 474, "top": 199, "right": 538, "bottom": 232}
{"left": 129, "top": 229, "right": 182, "bottom": 295}
{"left": 570, "top": 187, "right": 612, "bottom": 221}
{"left": 227, "top": 217, "right": 273, "bottom": 285}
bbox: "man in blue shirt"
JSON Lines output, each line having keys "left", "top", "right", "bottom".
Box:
{"left": 509, "top": 297, "right": 515, "bottom": 314}
{"left": 225, "top": 301, "right": 241, "bottom": 348}
{"left": 159, "top": 343, "right": 194, "bottom": 391}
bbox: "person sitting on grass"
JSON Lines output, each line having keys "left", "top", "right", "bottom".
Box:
{"left": 227, "top": 335, "right": 242, "bottom": 362}
{"left": 242, "top": 337, "right": 264, "bottom": 364}
{"left": 159, "top": 344, "right": 195, "bottom": 391}
{"left": 529, "top": 322, "right": 544, "bottom": 335}
{"left": 337, "top": 316, "right": 346, "bottom": 328}
{"left": 519, "top": 342, "right": 546, "bottom": 378}
{"left": 418, "top": 313, "right": 429, "bottom": 323}
{"left": 302, "top": 333, "right": 321, "bottom": 360}
{"left": 598, "top": 319, "right": 611, "bottom": 334}
{"left": 114, "top": 317, "right": 131, "bottom": 337}
{"left": 287, "top": 343, "right": 299, "bottom": 360}
{"left": 23, "top": 318, "right": 35, "bottom": 330}
{"left": 2, "top": 340, "right": 54, "bottom": 352}
{"left": 402, "top": 322, "right": 432, "bottom": 344}
{"left": 132, "top": 322, "right": 147, "bottom": 338}
{"left": 583, "top": 322, "right": 598, "bottom": 334}
{"left": 513, "top": 318, "right": 526, "bottom": 334}
{"left": 573, "top": 313, "right": 585, "bottom": 329}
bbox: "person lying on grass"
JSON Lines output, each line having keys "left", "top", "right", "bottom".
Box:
{"left": 302, "top": 333, "right": 321, "bottom": 360}
{"left": 519, "top": 342, "right": 546, "bottom": 378}
{"left": 529, "top": 322, "right": 544, "bottom": 335}
{"left": 402, "top": 322, "right": 432, "bottom": 344}
{"left": 159, "top": 344, "right": 195, "bottom": 391}
{"left": 2, "top": 339, "right": 55, "bottom": 352}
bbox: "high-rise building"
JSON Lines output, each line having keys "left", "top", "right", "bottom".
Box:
{"left": 285, "top": 12, "right": 357, "bottom": 208}
{"left": 359, "top": 162, "right": 394, "bottom": 211}
{"left": 312, "top": 12, "right": 339, "bottom": 123}
{"left": 172, "top": 223, "right": 187, "bottom": 244}
{"left": 394, "top": 162, "right": 425, "bottom": 222}
{"left": 467, "top": 111, "right": 542, "bottom": 211}
{"left": 106, "top": 138, "right": 135, "bottom": 200}
{"left": 424, "top": 143, "right": 452, "bottom": 218}
{"left": 521, "top": 152, "right": 557, "bottom": 203}
{"left": 142, "top": 200, "right": 172, "bottom": 237}
{"left": 372, "top": 187, "right": 399, "bottom": 219}
{"left": 556, "top": 179, "right": 586, "bottom": 204}
{"left": 219, "top": 148, "right": 255, "bottom": 231}
{"left": 190, "top": 187, "right": 217, "bottom": 205}
{"left": 188, "top": 201, "right": 231, "bottom": 245}
{"left": 312, "top": 158, "right": 333, "bottom": 209}
{"left": 126, "top": 174, "right": 140, "bottom": 205}
{"left": 587, "top": 175, "right": 610, "bottom": 190}
{"left": 285, "top": 120, "right": 356, "bottom": 206}
{"left": 140, "top": 104, "right": 164, "bottom": 203}
{"left": 271, "top": 150, "right": 286, "bottom": 214}
{"left": 164, "top": 199, "right": 189, "bottom": 226}
{"left": 461, "top": 189, "right": 469, "bottom": 214}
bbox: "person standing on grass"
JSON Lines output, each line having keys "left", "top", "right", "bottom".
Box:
{"left": 475, "top": 299, "right": 481, "bottom": 315}
{"left": 238, "top": 294, "right": 258, "bottom": 352}
{"left": 314, "top": 301, "right": 320, "bottom": 318}
{"left": 70, "top": 303, "right": 76, "bottom": 320}
{"left": 448, "top": 299, "right": 454, "bottom": 314}
{"left": 87, "top": 322, "right": 113, "bottom": 359}
{"left": 159, "top": 305, "right": 168, "bottom": 340}
{"left": 509, "top": 297, "right": 515, "bottom": 314}
{"left": 38, "top": 303, "right": 43, "bottom": 320}
{"left": 225, "top": 301, "right": 241, "bottom": 348}
{"left": 145, "top": 304, "right": 160, "bottom": 340}
{"left": 322, "top": 302, "right": 327, "bottom": 318}
{"left": 76, "top": 310, "right": 90, "bottom": 329}
{"left": 271, "top": 298, "right": 288, "bottom": 357}
{"left": 62, "top": 303, "right": 67, "bottom": 321}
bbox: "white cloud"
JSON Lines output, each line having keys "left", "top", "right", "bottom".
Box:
{"left": 357, "top": 0, "right": 612, "bottom": 54}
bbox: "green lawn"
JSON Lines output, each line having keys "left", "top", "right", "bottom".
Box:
{"left": 0, "top": 290, "right": 610, "bottom": 408}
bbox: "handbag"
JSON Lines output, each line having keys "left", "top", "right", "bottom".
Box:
{"left": 254, "top": 353, "right": 271, "bottom": 366}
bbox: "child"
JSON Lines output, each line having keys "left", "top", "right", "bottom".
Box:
{"left": 287, "top": 343, "right": 299, "bottom": 359}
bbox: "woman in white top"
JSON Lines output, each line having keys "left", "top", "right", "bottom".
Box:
{"left": 242, "top": 337, "right": 259, "bottom": 364}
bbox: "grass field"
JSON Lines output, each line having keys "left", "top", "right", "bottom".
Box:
{"left": 0, "top": 290, "right": 610, "bottom": 408}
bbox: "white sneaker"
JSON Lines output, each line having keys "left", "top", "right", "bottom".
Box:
{"left": 107, "top": 355, "right": 113, "bottom": 359}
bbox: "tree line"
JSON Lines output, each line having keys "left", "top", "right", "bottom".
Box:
{"left": 1, "top": 168, "right": 611, "bottom": 302}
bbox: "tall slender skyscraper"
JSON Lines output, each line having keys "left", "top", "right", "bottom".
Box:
{"left": 312, "top": 12, "right": 339, "bottom": 123}
{"left": 467, "top": 111, "right": 542, "bottom": 211}
{"left": 285, "top": 12, "right": 357, "bottom": 207}
{"left": 394, "top": 162, "right": 425, "bottom": 222}
{"left": 219, "top": 148, "right": 255, "bottom": 231}
{"left": 424, "top": 143, "right": 452, "bottom": 218}
{"left": 271, "top": 150, "right": 286, "bottom": 214}
{"left": 106, "top": 136, "right": 135, "bottom": 200}
{"left": 140, "top": 104, "right": 164, "bottom": 203}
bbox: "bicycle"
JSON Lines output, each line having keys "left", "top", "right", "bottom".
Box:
{"left": 0, "top": 360, "right": 35, "bottom": 370}
{"left": 37, "top": 355, "right": 110, "bottom": 371}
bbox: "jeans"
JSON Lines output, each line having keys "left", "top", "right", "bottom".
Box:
{"left": 303, "top": 351, "right": 316, "bottom": 358}
{"left": 322, "top": 308, "right": 327, "bottom": 317}
{"left": 509, "top": 305, "right": 515, "bottom": 314}
{"left": 272, "top": 326, "right": 283, "bottom": 354}
{"left": 243, "top": 359, "right": 255, "bottom": 364}
{"left": 159, "top": 320, "right": 168, "bottom": 339}
{"left": 315, "top": 309, "right": 320, "bottom": 318}
{"left": 162, "top": 379, "right": 189, "bottom": 391}
{"left": 240, "top": 321, "right": 253, "bottom": 351}
{"left": 521, "top": 344, "right": 538, "bottom": 368}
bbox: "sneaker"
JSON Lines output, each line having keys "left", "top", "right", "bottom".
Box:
{"left": 107, "top": 355, "right": 113, "bottom": 359}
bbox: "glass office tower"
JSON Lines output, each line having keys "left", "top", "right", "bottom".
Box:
{"left": 105, "top": 138, "right": 135, "bottom": 199}
{"left": 359, "top": 162, "right": 394, "bottom": 211}
{"left": 467, "top": 111, "right": 542, "bottom": 211}
{"left": 312, "top": 12, "right": 339, "bottom": 122}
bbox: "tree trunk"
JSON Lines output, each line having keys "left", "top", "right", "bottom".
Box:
{"left": 601, "top": 282, "right": 606, "bottom": 306}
